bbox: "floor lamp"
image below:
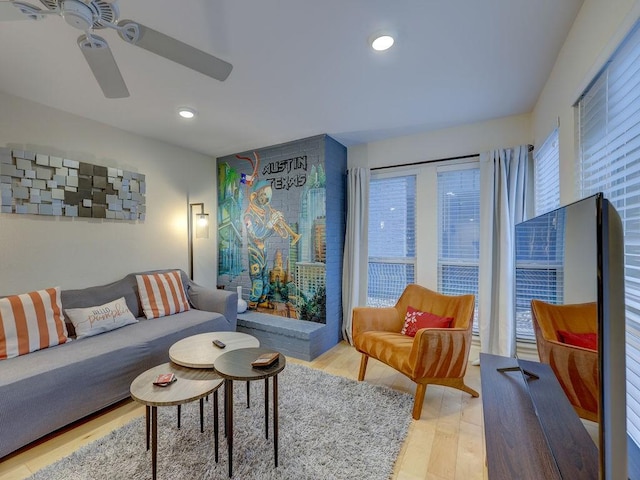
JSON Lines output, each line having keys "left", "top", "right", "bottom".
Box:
{"left": 188, "top": 202, "right": 209, "bottom": 280}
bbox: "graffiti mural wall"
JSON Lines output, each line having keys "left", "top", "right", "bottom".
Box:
{"left": 217, "top": 137, "right": 329, "bottom": 323}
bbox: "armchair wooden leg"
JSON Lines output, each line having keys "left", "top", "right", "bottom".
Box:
{"left": 449, "top": 378, "right": 479, "bottom": 398}
{"left": 413, "top": 383, "right": 427, "bottom": 420}
{"left": 358, "top": 354, "right": 369, "bottom": 381}
{"left": 460, "top": 383, "right": 479, "bottom": 398}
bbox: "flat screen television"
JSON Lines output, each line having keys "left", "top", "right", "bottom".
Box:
{"left": 514, "top": 193, "right": 627, "bottom": 479}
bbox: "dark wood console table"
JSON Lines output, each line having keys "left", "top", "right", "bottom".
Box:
{"left": 480, "top": 353, "right": 598, "bottom": 479}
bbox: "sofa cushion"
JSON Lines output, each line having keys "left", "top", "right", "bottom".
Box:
{"left": 61, "top": 275, "right": 141, "bottom": 337}
{"left": 136, "top": 271, "right": 190, "bottom": 319}
{"left": 65, "top": 296, "right": 138, "bottom": 339}
{"left": 0, "top": 287, "right": 69, "bottom": 359}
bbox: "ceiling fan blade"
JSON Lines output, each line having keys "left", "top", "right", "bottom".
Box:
{"left": 78, "top": 34, "right": 130, "bottom": 99}
{"left": 0, "top": 1, "right": 38, "bottom": 21}
{"left": 117, "top": 19, "right": 233, "bottom": 82}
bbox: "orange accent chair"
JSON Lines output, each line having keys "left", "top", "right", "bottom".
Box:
{"left": 531, "top": 299, "right": 599, "bottom": 422}
{"left": 352, "top": 284, "right": 478, "bottom": 420}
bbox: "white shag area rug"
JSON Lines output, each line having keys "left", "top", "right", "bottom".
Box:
{"left": 28, "top": 363, "right": 413, "bottom": 480}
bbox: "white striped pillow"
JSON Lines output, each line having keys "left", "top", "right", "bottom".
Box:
{"left": 136, "top": 271, "right": 190, "bottom": 319}
{"left": 0, "top": 287, "right": 69, "bottom": 360}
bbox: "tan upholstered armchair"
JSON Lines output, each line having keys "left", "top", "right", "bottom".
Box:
{"left": 531, "top": 299, "right": 599, "bottom": 422}
{"left": 352, "top": 284, "right": 478, "bottom": 420}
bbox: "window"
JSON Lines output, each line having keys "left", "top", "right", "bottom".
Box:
{"left": 534, "top": 128, "right": 560, "bottom": 216}
{"left": 437, "top": 167, "right": 480, "bottom": 329}
{"left": 576, "top": 21, "right": 640, "bottom": 448}
{"left": 367, "top": 175, "right": 416, "bottom": 306}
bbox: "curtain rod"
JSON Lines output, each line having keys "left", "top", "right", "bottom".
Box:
{"left": 370, "top": 144, "right": 533, "bottom": 172}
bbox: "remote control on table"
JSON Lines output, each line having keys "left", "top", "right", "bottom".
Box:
{"left": 212, "top": 339, "right": 226, "bottom": 348}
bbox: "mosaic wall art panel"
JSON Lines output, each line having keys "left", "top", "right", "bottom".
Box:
{"left": 0, "top": 148, "right": 146, "bottom": 220}
{"left": 0, "top": 147, "right": 145, "bottom": 220}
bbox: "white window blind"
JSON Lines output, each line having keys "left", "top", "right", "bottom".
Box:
{"left": 367, "top": 175, "right": 416, "bottom": 306}
{"left": 534, "top": 128, "right": 560, "bottom": 216}
{"left": 577, "top": 21, "right": 640, "bottom": 447}
{"left": 437, "top": 167, "right": 480, "bottom": 329}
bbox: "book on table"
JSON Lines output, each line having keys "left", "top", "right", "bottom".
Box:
{"left": 251, "top": 352, "right": 280, "bottom": 368}
{"left": 153, "top": 373, "right": 177, "bottom": 386}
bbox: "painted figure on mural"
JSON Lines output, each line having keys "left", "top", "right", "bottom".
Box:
{"left": 244, "top": 180, "right": 283, "bottom": 309}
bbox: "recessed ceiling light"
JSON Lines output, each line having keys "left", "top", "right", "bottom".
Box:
{"left": 178, "top": 107, "right": 196, "bottom": 119}
{"left": 371, "top": 34, "right": 394, "bottom": 51}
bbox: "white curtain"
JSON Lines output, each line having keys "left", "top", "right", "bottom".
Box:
{"left": 478, "top": 146, "right": 533, "bottom": 357}
{"left": 342, "top": 167, "right": 370, "bottom": 344}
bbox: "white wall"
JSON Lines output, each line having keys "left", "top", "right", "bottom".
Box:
{"left": 348, "top": 113, "right": 532, "bottom": 170}
{"left": 0, "top": 92, "right": 217, "bottom": 293}
{"left": 533, "top": 0, "right": 640, "bottom": 206}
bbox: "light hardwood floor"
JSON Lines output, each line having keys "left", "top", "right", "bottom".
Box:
{"left": 0, "top": 341, "right": 487, "bottom": 480}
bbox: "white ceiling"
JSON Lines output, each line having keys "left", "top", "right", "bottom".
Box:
{"left": 0, "top": 0, "right": 584, "bottom": 158}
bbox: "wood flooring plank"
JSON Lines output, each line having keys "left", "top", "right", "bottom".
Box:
{"left": 428, "top": 426, "right": 459, "bottom": 479}
{"left": 0, "top": 465, "right": 32, "bottom": 480}
{"left": 396, "top": 420, "right": 436, "bottom": 478}
{"left": 454, "top": 419, "right": 485, "bottom": 480}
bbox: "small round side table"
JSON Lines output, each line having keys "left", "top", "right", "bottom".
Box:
{"left": 214, "top": 347, "right": 286, "bottom": 478}
{"left": 130, "top": 362, "right": 222, "bottom": 480}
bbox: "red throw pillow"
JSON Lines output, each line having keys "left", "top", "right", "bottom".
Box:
{"left": 557, "top": 330, "right": 598, "bottom": 351}
{"left": 400, "top": 305, "right": 454, "bottom": 337}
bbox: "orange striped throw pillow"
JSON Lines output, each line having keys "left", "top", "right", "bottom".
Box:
{"left": 136, "top": 271, "right": 190, "bottom": 319}
{"left": 0, "top": 287, "right": 69, "bottom": 360}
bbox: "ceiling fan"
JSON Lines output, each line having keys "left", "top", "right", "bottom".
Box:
{"left": 1, "top": 0, "right": 233, "bottom": 98}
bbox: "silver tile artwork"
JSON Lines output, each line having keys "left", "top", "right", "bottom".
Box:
{"left": 0, "top": 147, "right": 146, "bottom": 220}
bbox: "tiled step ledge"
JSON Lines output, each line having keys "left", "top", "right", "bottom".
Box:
{"left": 237, "top": 311, "right": 325, "bottom": 361}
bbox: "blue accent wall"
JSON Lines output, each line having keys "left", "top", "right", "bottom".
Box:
{"left": 322, "top": 134, "right": 347, "bottom": 350}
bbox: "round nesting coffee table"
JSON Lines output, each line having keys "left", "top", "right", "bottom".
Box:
{"left": 130, "top": 362, "right": 222, "bottom": 480}
{"left": 169, "top": 331, "right": 260, "bottom": 369}
{"left": 214, "top": 347, "right": 286, "bottom": 478}
{"left": 169, "top": 331, "right": 260, "bottom": 408}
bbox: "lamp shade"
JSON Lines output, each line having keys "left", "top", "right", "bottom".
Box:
{"left": 189, "top": 202, "right": 209, "bottom": 280}
{"left": 195, "top": 213, "right": 209, "bottom": 239}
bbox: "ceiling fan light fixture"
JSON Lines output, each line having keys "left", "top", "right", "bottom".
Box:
{"left": 370, "top": 34, "right": 395, "bottom": 52}
{"left": 178, "top": 107, "right": 197, "bottom": 119}
{"left": 60, "top": 0, "right": 95, "bottom": 30}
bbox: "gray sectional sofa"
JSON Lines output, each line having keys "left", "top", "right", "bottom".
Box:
{"left": 0, "top": 269, "right": 237, "bottom": 459}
